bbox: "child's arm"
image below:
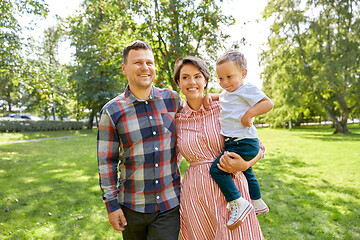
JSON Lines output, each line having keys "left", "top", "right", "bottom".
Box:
{"left": 203, "top": 93, "right": 219, "bottom": 109}
{"left": 241, "top": 96, "right": 274, "bottom": 127}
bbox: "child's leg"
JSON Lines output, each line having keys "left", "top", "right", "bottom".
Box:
{"left": 226, "top": 138, "right": 261, "bottom": 200}
{"left": 209, "top": 152, "right": 241, "bottom": 202}
{"left": 243, "top": 167, "right": 261, "bottom": 200}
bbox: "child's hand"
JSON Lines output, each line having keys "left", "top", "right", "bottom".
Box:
{"left": 241, "top": 113, "right": 252, "bottom": 127}
{"left": 203, "top": 94, "right": 215, "bottom": 109}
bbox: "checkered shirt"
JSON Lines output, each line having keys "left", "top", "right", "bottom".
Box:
{"left": 97, "top": 85, "right": 183, "bottom": 213}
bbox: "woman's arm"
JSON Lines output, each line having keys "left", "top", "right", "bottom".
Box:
{"left": 217, "top": 150, "right": 262, "bottom": 173}
{"left": 217, "top": 138, "right": 265, "bottom": 173}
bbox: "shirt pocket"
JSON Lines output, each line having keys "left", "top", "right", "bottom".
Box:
{"left": 161, "top": 112, "right": 176, "bottom": 135}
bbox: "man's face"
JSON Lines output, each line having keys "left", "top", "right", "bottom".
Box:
{"left": 122, "top": 49, "right": 156, "bottom": 92}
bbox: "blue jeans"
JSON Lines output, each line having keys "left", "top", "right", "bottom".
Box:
{"left": 210, "top": 138, "right": 261, "bottom": 202}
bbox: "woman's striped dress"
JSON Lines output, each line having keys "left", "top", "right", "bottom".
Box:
{"left": 176, "top": 101, "right": 264, "bottom": 240}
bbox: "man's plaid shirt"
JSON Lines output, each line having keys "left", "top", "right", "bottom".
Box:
{"left": 97, "top": 85, "right": 184, "bottom": 213}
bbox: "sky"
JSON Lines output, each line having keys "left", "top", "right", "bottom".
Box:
{"left": 19, "top": 0, "right": 271, "bottom": 88}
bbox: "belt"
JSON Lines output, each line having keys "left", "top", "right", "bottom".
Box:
{"left": 224, "top": 137, "right": 242, "bottom": 142}
{"left": 189, "top": 160, "right": 214, "bottom": 167}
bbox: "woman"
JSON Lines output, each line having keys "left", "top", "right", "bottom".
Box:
{"left": 174, "top": 56, "right": 264, "bottom": 239}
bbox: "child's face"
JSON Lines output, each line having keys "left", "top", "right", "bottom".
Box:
{"left": 216, "top": 61, "right": 247, "bottom": 92}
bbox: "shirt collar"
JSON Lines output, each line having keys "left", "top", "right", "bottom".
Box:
{"left": 125, "top": 85, "right": 161, "bottom": 104}
{"left": 182, "top": 102, "right": 206, "bottom": 117}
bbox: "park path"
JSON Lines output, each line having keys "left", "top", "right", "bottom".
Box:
{"left": 0, "top": 134, "right": 89, "bottom": 145}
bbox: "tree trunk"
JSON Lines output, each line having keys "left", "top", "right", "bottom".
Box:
{"left": 334, "top": 121, "right": 349, "bottom": 134}
{"left": 5, "top": 90, "right": 12, "bottom": 112}
{"left": 87, "top": 110, "right": 94, "bottom": 129}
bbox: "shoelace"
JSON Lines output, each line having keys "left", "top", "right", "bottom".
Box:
{"left": 228, "top": 202, "right": 239, "bottom": 221}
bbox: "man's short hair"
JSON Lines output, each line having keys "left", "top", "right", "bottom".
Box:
{"left": 123, "top": 40, "right": 153, "bottom": 64}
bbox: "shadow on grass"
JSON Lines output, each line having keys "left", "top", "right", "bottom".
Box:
{"left": 289, "top": 126, "right": 360, "bottom": 142}
{"left": 256, "top": 154, "right": 360, "bottom": 240}
{"left": 0, "top": 136, "right": 120, "bottom": 239}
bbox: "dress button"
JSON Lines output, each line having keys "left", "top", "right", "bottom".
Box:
{"left": 145, "top": 101, "right": 148, "bottom": 104}
{"left": 156, "top": 196, "right": 160, "bottom": 200}
{"left": 155, "top": 147, "right": 158, "bottom": 151}
{"left": 155, "top": 163, "right": 159, "bottom": 167}
{"left": 153, "top": 131, "right": 156, "bottom": 135}
{"left": 155, "top": 180, "right": 159, "bottom": 184}
{"left": 149, "top": 116, "right": 153, "bottom": 120}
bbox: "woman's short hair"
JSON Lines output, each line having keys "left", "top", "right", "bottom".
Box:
{"left": 123, "top": 40, "right": 153, "bottom": 64}
{"left": 173, "top": 56, "right": 210, "bottom": 89}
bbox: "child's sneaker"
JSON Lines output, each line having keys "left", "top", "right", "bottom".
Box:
{"left": 252, "top": 198, "right": 269, "bottom": 215}
{"left": 227, "top": 197, "right": 253, "bottom": 230}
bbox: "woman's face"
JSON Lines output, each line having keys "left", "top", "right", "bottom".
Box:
{"left": 178, "top": 63, "right": 207, "bottom": 101}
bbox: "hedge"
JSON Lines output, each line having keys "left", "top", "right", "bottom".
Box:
{"left": 0, "top": 119, "right": 84, "bottom": 132}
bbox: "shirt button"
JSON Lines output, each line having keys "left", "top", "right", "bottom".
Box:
{"left": 156, "top": 196, "right": 160, "bottom": 200}
{"left": 153, "top": 131, "right": 156, "bottom": 135}
{"left": 155, "top": 163, "right": 159, "bottom": 167}
{"left": 145, "top": 101, "right": 148, "bottom": 104}
{"left": 155, "top": 147, "right": 158, "bottom": 151}
{"left": 149, "top": 116, "right": 153, "bottom": 120}
{"left": 155, "top": 180, "right": 159, "bottom": 184}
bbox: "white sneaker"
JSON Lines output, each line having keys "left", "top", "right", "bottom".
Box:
{"left": 226, "top": 197, "right": 253, "bottom": 230}
{"left": 252, "top": 198, "right": 269, "bottom": 215}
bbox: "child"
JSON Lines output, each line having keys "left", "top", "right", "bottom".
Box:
{"left": 209, "top": 50, "right": 274, "bottom": 230}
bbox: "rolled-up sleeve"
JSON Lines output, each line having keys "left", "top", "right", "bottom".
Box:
{"left": 97, "top": 109, "right": 121, "bottom": 213}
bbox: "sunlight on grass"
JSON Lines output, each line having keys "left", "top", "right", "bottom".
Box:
{"left": 0, "top": 129, "right": 94, "bottom": 143}
{"left": 0, "top": 125, "right": 359, "bottom": 239}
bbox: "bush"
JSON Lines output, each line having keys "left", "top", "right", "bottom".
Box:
{"left": 0, "top": 119, "right": 84, "bottom": 132}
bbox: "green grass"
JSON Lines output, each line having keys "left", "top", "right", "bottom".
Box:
{"left": 256, "top": 124, "right": 360, "bottom": 239}
{"left": 0, "top": 130, "right": 121, "bottom": 239}
{"left": 1, "top": 124, "right": 359, "bottom": 239}
{"left": 0, "top": 129, "right": 94, "bottom": 143}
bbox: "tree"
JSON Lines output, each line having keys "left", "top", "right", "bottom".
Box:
{"left": 22, "top": 26, "right": 71, "bottom": 120}
{"left": 67, "top": 0, "right": 234, "bottom": 128}
{"left": 66, "top": 0, "right": 136, "bottom": 128}
{"left": 133, "top": 0, "right": 234, "bottom": 90}
{"left": 261, "top": 0, "right": 360, "bottom": 133}
{"left": 0, "top": 0, "right": 48, "bottom": 113}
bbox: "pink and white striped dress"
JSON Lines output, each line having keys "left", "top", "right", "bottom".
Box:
{"left": 176, "top": 101, "right": 264, "bottom": 240}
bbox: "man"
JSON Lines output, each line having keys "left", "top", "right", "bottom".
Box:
{"left": 97, "top": 40, "right": 183, "bottom": 239}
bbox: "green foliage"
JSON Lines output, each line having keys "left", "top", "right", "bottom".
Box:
{"left": 261, "top": 0, "right": 360, "bottom": 133}
{"left": 0, "top": 119, "right": 83, "bottom": 132}
{"left": 133, "top": 0, "right": 235, "bottom": 90}
{"left": 65, "top": 0, "right": 234, "bottom": 118}
{"left": 21, "top": 26, "right": 72, "bottom": 120}
{"left": 1, "top": 1, "right": 234, "bottom": 125}
{"left": 66, "top": 0, "right": 134, "bottom": 119}
{"left": 0, "top": 0, "right": 48, "bottom": 112}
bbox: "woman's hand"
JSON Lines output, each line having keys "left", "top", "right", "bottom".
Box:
{"left": 217, "top": 150, "right": 263, "bottom": 173}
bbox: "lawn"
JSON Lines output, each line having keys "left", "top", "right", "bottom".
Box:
{"left": 0, "top": 129, "right": 93, "bottom": 143}
{"left": 1, "top": 125, "right": 359, "bottom": 239}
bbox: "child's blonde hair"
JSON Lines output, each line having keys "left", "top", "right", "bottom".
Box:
{"left": 216, "top": 50, "right": 247, "bottom": 70}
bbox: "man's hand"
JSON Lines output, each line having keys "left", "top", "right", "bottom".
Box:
{"left": 108, "top": 208, "right": 127, "bottom": 231}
